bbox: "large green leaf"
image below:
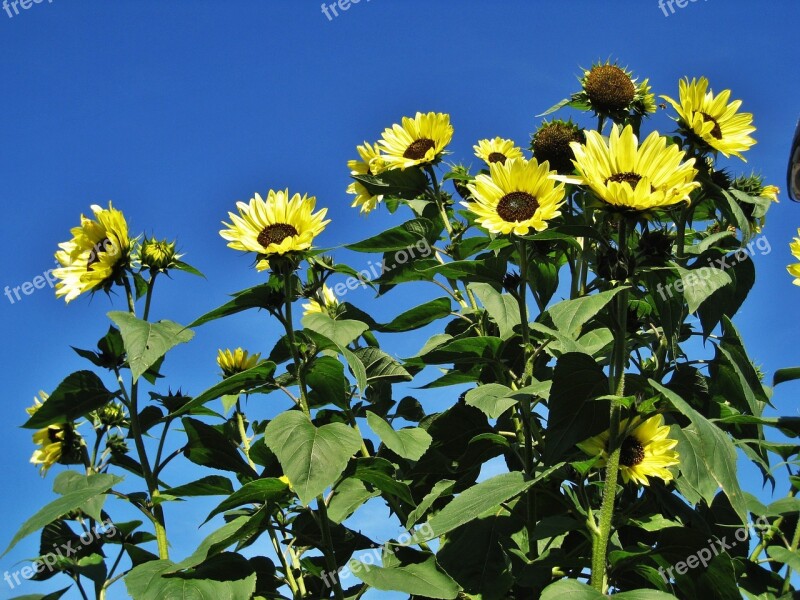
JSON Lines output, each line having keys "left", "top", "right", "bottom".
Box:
{"left": 352, "top": 167, "right": 429, "bottom": 201}
{"left": 366, "top": 412, "right": 432, "bottom": 461}
{"left": 376, "top": 297, "right": 452, "bottom": 332}
{"left": 108, "top": 311, "right": 194, "bottom": 382}
{"left": 412, "top": 472, "right": 538, "bottom": 543}
{"left": 264, "top": 411, "right": 361, "bottom": 505}
{"left": 125, "top": 559, "right": 256, "bottom": 600}
{"left": 354, "top": 347, "right": 412, "bottom": 384}
{"left": 173, "top": 362, "right": 277, "bottom": 416}
{"left": 547, "top": 288, "right": 625, "bottom": 339}
{"left": 673, "top": 265, "right": 732, "bottom": 314}
{"left": 22, "top": 371, "right": 116, "bottom": 429}
{"left": 182, "top": 418, "right": 258, "bottom": 478}
{"left": 162, "top": 476, "right": 234, "bottom": 499}
{"left": 652, "top": 381, "right": 748, "bottom": 524}
{"left": 346, "top": 457, "right": 415, "bottom": 505}
{"left": 189, "top": 280, "right": 283, "bottom": 327}
{"left": 415, "top": 336, "right": 502, "bottom": 365}
{"left": 541, "top": 580, "right": 677, "bottom": 599}
{"left": 327, "top": 478, "right": 379, "bottom": 524}
{"left": 346, "top": 218, "right": 435, "bottom": 252}
{"left": 306, "top": 355, "right": 348, "bottom": 408}
{"left": 464, "top": 384, "right": 516, "bottom": 419}
{"left": 766, "top": 546, "right": 800, "bottom": 572}
{"left": 349, "top": 555, "right": 459, "bottom": 599}
{"left": 302, "top": 312, "right": 368, "bottom": 346}
{"left": 205, "top": 478, "right": 289, "bottom": 522}
{"left": 3, "top": 473, "right": 122, "bottom": 556}
{"left": 469, "top": 283, "right": 521, "bottom": 339}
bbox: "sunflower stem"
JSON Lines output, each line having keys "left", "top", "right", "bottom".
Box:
{"left": 590, "top": 217, "right": 629, "bottom": 592}
{"left": 426, "top": 165, "right": 453, "bottom": 236}
{"left": 781, "top": 516, "right": 800, "bottom": 595}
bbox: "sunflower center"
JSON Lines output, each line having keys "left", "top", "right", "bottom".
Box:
{"left": 258, "top": 223, "right": 299, "bottom": 248}
{"left": 487, "top": 152, "right": 507, "bottom": 164}
{"left": 699, "top": 112, "right": 723, "bottom": 139}
{"left": 404, "top": 138, "right": 436, "bottom": 160}
{"left": 532, "top": 121, "right": 585, "bottom": 174}
{"left": 584, "top": 65, "right": 636, "bottom": 112}
{"left": 87, "top": 238, "right": 111, "bottom": 270}
{"left": 496, "top": 191, "right": 539, "bottom": 223}
{"left": 606, "top": 172, "right": 643, "bottom": 188}
{"left": 619, "top": 435, "right": 645, "bottom": 467}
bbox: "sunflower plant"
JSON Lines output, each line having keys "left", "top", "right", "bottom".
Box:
{"left": 7, "top": 63, "right": 800, "bottom": 600}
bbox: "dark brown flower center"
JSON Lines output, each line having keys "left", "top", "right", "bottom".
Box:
{"left": 258, "top": 223, "right": 299, "bottom": 248}
{"left": 487, "top": 152, "right": 507, "bottom": 164}
{"left": 403, "top": 138, "right": 436, "bottom": 160}
{"left": 87, "top": 238, "right": 111, "bottom": 270}
{"left": 606, "top": 172, "right": 643, "bottom": 187}
{"left": 619, "top": 435, "right": 645, "bottom": 467}
{"left": 531, "top": 122, "right": 585, "bottom": 174}
{"left": 584, "top": 65, "right": 636, "bottom": 112}
{"left": 496, "top": 191, "right": 539, "bottom": 223}
{"left": 700, "top": 112, "right": 723, "bottom": 139}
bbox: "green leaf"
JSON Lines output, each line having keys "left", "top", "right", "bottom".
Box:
{"left": 3, "top": 473, "right": 122, "bottom": 556}
{"left": 377, "top": 297, "right": 452, "bottom": 332}
{"left": 346, "top": 218, "right": 436, "bottom": 252}
{"left": 51, "top": 471, "right": 106, "bottom": 521}
{"left": 125, "top": 559, "right": 257, "bottom": 600}
{"left": 306, "top": 356, "right": 348, "bottom": 408}
{"left": 774, "top": 367, "right": 800, "bottom": 387}
{"left": 349, "top": 555, "right": 459, "bottom": 599}
{"left": 108, "top": 312, "right": 194, "bottom": 382}
{"left": 354, "top": 347, "right": 412, "bottom": 384}
{"left": 469, "top": 283, "right": 521, "bottom": 339}
{"left": 412, "top": 472, "right": 538, "bottom": 543}
{"left": 302, "top": 312, "right": 369, "bottom": 346}
{"left": 347, "top": 457, "right": 415, "bottom": 505}
{"left": 652, "top": 381, "right": 748, "bottom": 524}
{"left": 162, "top": 476, "right": 234, "bottom": 498}
{"left": 415, "top": 336, "right": 502, "bottom": 365}
{"left": 767, "top": 546, "right": 800, "bottom": 572}
{"left": 674, "top": 265, "right": 732, "bottom": 314}
{"left": 547, "top": 288, "right": 625, "bottom": 339}
{"left": 264, "top": 411, "right": 361, "bottom": 506}
{"left": 172, "top": 362, "right": 276, "bottom": 416}
{"left": 9, "top": 587, "right": 71, "bottom": 600}
{"left": 182, "top": 418, "right": 258, "bottom": 478}
{"left": 352, "top": 167, "right": 429, "bottom": 200}
{"left": 464, "top": 384, "right": 516, "bottom": 419}
{"left": 327, "top": 478, "right": 379, "bottom": 524}
{"left": 366, "top": 412, "right": 432, "bottom": 461}
{"left": 190, "top": 280, "right": 283, "bottom": 327}
{"left": 544, "top": 353, "right": 609, "bottom": 466}
{"left": 406, "top": 480, "right": 455, "bottom": 528}
{"left": 541, "top": 580, "right": 677, "bottom": 599}
{"left": 22, "top": 371, "right": 116, "bottom": 429}
{"left": 172, "top": 260, "right": 205, "bottom": 278}
{"left": 205, "top": 478, "right": 289, "bottom": 522}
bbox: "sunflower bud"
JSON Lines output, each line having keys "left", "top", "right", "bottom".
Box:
{"left": 93, "top": 402, "right": 127, "bottom": 428}
{"left": 217, "top": 348, "right": 262, "bottom": 378}
{"left": 141, "top": 237, "right": 180, "bottom": 271}
{"left": 531, "top": 120, "right": 585, "bottom": 174}
{"left": 449, "top": 165, "right": 474, "bottom": 201}
{"left": 106, "top": 433, "right": 129, "bottom": 456}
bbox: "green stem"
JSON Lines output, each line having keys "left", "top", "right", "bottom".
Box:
{"left": 267, "top": 520, "right": 300, "bottom": 598}
{"left": 590, "top": 445, "right": 621, "bottom": 592}
{"left": 236, "top": 403, "right": 256, "bottom": 470}
{"left": 143, "top": 271, "right": 157, "bottom": 320}
{"left": 426, "top": 165, "right": 452, "bottom": 236}
{"left": 781, "top": 517, "right": 800, "bottom": 595}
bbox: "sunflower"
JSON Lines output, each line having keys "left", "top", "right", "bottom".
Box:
{"left": 662, "top": 77, "right": 756, "bottom": 161}
{"left": 464, "top": 158, "right": 566, "bottom": 236}
{"left": 30, "top": 425, "right": 76, "bottom": 475}
{"left": 378, "top": 112, "right": 453, "bottom": 170}
{"left": 140, "top": 237, "right": 180, "bottom": 271}
{"left": 566, "top": 124, "right": 700, "bottom": 211}
{"left": 577, "top": 414, "right": 679, "bottom": 486}
{"left": 787, "top": 229, "right": 800, "bottom": 286}
{"left": 575, "top": 62, "right": 656, "bottom": 120}
{"left": 347, "top": 142, "right": 387, "bottom": 214}
{"left": 473, "top": 138, "right": 525, "bottom": 166}
{"left": 217, "top": 348, "right": 262, "bottom": 378}
{"left": 53, "top": 202, "right": 131, "bottom": 303}
{"left": 220, "top": 190, "right": 330, "bottom": 271}
{"left": 302, "top": 284, "right": 339, "bottom": 317}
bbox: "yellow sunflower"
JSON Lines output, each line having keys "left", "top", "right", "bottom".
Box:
{"left": 464, "top": 158, "right": 566, "bottom": 235}
{"left": 30, "top": 425, "right": 76, "bottom": 476}
{"left": 787, "top": 229, "right": 800, "bottom": 286}
{"left": 53, "top": 202, "right": 131, "bottom": 303}
{"left": 566, "top": 124, "right": 700, "bottom": 211}
{"left": 347, "top": 142, "right": 387, "bottom": 214}
{"left": 473, "top": 138, "right": 525, "bottom": 166}
{"left": 378, "top": 112, "right": 453, "bottom": 170}
{"left": 577, "top": 414, "right": 679, "bottom": 486}
{"left": 220, "top": 189, "right": 330, "bottom": 271}
{"left": 302, "top": 284, "right": 339, "bottom": 317}
{"left": 217, "top": 348, "right": 262, "bottom": 378}
{"left": 662, "top": 77, "right": 756, "bottom": 161}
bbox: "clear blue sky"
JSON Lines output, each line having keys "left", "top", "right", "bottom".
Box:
{"left": 2, "top": 1, "right": 800, "bottom": 598}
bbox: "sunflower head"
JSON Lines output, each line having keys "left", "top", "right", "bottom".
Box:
{"left": 531, "top": 120, "right": 585, "bottom": 175}
{"left": 302, "top": 284, "right": 340, "bottom": 317}
{"left": 787, "top": 228, "right": 800, "bottom": 286}
{"left": 730, "top": 174, "right": 778, "bottom": 232}
{"left": 30, "top": 422, "right": 83, "bottom": 476}
{"left": 53, "top": 202, "right": 132, "bottom": 303}
{"left": 220, "top": 190, "right": 330, "bottom": 272}
{"left": 217, "top": 348, "right": 262, "bottom": 378}
{"left": 92, "top": 402, "right": 127, "bottom": 428}
{"left": 577, "top": 414, "right": 679, "bottom": 486}
{"left": 464, "top": 158, "right": 566, "bottom": 236}
{"left": 141, "top": 237, "right": 180, "bottom": 271}
{"left": 348, "top": 142, "right": 387, "bottom": 214}
{"left": 566, "top": 124, "right": 700, "bottom": 212}
{"left": 577, "top": 62, "right": 656, "bottom": 120}
{"left": 378, "top": 112, "right": 453, "bottom": 170}
{"left": 473, "top": 138, "right": 525, "bottom": 167}
{"left": 662, "top": 77, "right": 756, "bottom": 161}
{"left": 26, "top": 391, "right": 49, "bottom": 416}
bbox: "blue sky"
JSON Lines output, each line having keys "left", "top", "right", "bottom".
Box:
{"left": 2, "top": 1, "right": 800, "bottom": 598}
